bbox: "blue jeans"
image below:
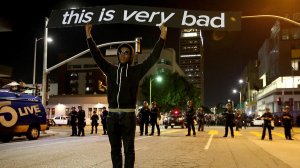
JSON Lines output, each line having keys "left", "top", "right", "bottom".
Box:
{"left": 107, "top": 112, "right": 136, "bottom": 168}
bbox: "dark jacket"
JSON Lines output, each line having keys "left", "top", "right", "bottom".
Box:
{"left": 69, "top": 110, "right": 78, "bottom": 125}
{"left": 87, "top": 38, "right": 165, "bottom": 109}
{"left": 150, "top": 106, "right": 160, "bottom": 122}
{"left": 77, "top": 110, "right": 86, "bottom": 127}
{"left": 91, "top": 113, "right": 99, "bottom": 125}
{"left": 261, "top": 112, "right": 274, "bottom": 127}
{"left": 223, "top": 109, "right": 235, "bottom": 126}
{"left": 101, "top": 110, "right": 108, "bottom": 123}
{"left": 185, "top": 107, "right": 195, "bottom": 122}
{"left": 282, "top": 112, "right": 293, "bottom": 127}
{"left": 139, "top": 107, "right": 150, "bottom": 123}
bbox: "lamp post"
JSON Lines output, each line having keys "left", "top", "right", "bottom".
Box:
{"left": 42, "top": 17, "right": 49, "bottom": 106}
{"left": 33, "top": 37, "right": 52, "bottom": 95}
{"left": 149, "top": 76, "right": 162, "bottom": 108}
{"left": 233, "top": 89, "right": 241, "bottom": 109}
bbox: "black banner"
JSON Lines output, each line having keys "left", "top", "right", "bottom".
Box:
{"left": 48, "top": 5, "right": 241, "bottom": 31}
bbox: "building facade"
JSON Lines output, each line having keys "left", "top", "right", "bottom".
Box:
{"left": 178, "top": 29, "right": 204, "bottom": 105}
{"left": 47, "top": 47, "right": 184, "bottom": 119}
{"left": 256, "top": 19, "right": 300, "bottom": 116}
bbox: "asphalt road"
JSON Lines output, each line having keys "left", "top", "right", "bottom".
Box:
{"left": 1, "top": 125, "right": 300, "bottom": 168}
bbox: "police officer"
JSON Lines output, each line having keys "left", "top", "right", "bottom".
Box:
{"left": 69, "top": 106, "right": 78, "bottom": 136}
{"left": 149, "top": 101, "right": 161, "bottom": 136}
{"left": 91, "top": 111, "right": 99, "bottom": 134}
{"left": 101, "top": 106, "right": 108, "bottom": 135}
{"left": 77, "top": 105, "right": 86, "bottom": 136}
{"left": 196, "top": 107, "right": 205, "bottom": 132}
{"left": 282, "top": 106, "right": 294, "bottom": 140}
{"left": 261, "top": 107, "right": 274, "bottom": 140}
{"left": 223, "top": 103, "right": 235, "bottom": 138}
{"left": 139, "top": 101, "right": 150, "bottom": 136}
{"left": 185, "top": 100, "right": 196, "bottom": 136}
{"left": 235, "top": 109, "right": 242, "bottom": 131}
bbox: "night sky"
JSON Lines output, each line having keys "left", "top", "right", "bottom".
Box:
{"left": 0, "top": 0, "right": 299, "bottom": 107}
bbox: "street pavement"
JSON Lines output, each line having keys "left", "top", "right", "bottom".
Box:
{"left": 41, "top": 124, "right": 300, "bottom": 140}
{"left": 36, "top": 125, "right": 300, "bottom": 168}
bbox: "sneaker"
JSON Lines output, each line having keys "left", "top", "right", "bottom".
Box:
{"left": 186, "top": 134, "right": 191, "bottom": 136}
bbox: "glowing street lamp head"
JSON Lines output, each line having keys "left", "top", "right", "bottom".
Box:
{"left": 232, "top": 89, "right": 237, "bottom": 94}
{"left": 47, "top": 37, "right": 53, "bottom": 43}
{"left": 156, "top": 76, "right": 162, "bottom": 82}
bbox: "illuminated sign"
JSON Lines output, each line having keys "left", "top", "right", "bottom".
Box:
{"left": 48, "top": 5, "right": 241, "bottom": 31}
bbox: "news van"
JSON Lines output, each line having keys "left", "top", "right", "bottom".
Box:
{"left": 0, "top": 91, "right": 48, "bottom": 142}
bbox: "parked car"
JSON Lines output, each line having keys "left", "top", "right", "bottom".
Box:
{"left": 50, "top": 116, "right": 70, "bottom": 126}
{"left": 163, "top": 109, "right": 185, "bottom": 129}
{"left": 251, "top": 117, "right": 264, "bottom": 126}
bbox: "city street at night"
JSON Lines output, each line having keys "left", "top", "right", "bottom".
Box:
{"left": 1, "top": 125, "right": 300, "bottom": 168}
{"left": 1, "top": 1, "right": 300, "bottom": 168}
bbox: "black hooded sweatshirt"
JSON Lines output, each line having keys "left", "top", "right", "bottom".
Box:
{"left": 87, "top": 37, "right": 165, "bottom": 109}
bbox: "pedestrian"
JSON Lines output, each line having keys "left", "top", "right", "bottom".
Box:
{"left": 85, "top": 23, "right": 167, "bottom": 168}
{"left": 77, "top": 105, "right": 86, "bottom": 136}
{"left": 235, "top": 109, "right": 242, "bottom": 131}
{"left": 282, "top": 105, "right": 294, "bottom": 140}
{"left": 149, "top": 101, "right": 161, "bottom": 136}
{"left": 223, "top": 103, "right": 235, "bottom": 138}
{"left": 205, "top": 114, "right": 211, "bottom": 127}
{"left": 185, "top": 100, "right": 196, "bottom": 136}
{"left": 139, "top": 101, "right": 150, "bottom": 136}
{"left": 241, "top": 111, "right": 248, "bottom": 129}
{"left": 196, "top": 107, "right": 205, "bottom": 131}
{"left": 69, "top": 106, "right": 78, "bottom": 136}
{"left": 101, "top": 106, "right": 108, "bottom": 135}
{"left": 91, "top": 111, "right": 99, "bottom": 134}
{"left": 261, "top": 107, "right": 274, "bottom": 140}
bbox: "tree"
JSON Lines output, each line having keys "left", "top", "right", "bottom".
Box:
{"left": 141, "top": 72, "right": 201, "bottom": 113}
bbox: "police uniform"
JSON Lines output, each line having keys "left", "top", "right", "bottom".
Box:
{"left": 282, "top": 106, "right": 293, "bottom": 140}
{"left": 69, "top": 106, "right": 78, "bottom": 136}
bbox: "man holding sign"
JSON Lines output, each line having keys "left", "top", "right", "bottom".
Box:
{"left": 85, "top": 23, "right": 167, "bottom": 168}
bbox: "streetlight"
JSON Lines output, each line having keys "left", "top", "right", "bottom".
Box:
{"left": 233, "top": 89, "right": 242, "bottom": 109}
{"left": 41, "top": 18, "right": 140, "bottom": 106}
{"left": 149, "top": 76, "right": 162, "bottom": 108}
{"left": 33, "top": 37, "right": 52, "bottom": 94}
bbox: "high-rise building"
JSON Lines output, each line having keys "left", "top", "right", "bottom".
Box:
{"left": 179, "top": 29, "right": 204, "bottom": 105}
{"left": 256, "top": 18, "right": 300, "bottom": 114}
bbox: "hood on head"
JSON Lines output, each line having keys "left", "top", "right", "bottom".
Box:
{"left": 117, "top": 43, "right": 134, "bottom": 64}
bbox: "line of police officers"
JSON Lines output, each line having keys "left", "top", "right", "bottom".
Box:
{"left": 69, "top": 105, "right": 108, "bottom": 136}
{"left": 70, "top": 102, "right": 295, "bottom": 140}
{"left": 138, "top": 101, "right": 161, "bottom": 136}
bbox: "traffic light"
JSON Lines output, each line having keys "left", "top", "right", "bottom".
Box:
{"left": 135, "top": 37, "right": 142, "bottom": 54}
{"left": 277, "top": 97, "right": 282, "bottom": 106}
{"left": 35, "top": 84, "right": 41, "bottom": 96}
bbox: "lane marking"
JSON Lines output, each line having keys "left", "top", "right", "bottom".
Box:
{"left": 204, "top": 130, "right": 217, "bottom": 150}
{"left": 204, "top": 134, "right": 213, "bottom": 150}
{"left": 272, "top": 132, "right": 285, "bottom": 138}
{"left": 250, "top": 131, "right": 261, "bottom": 137}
